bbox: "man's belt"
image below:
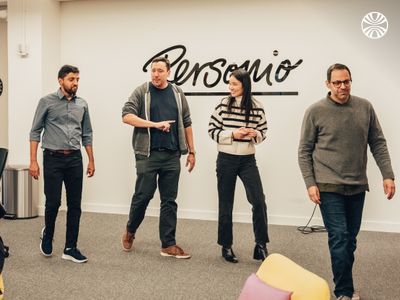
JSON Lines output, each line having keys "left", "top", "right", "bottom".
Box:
{"left": 44, "top": 149, "right": 80, "bottom": 156}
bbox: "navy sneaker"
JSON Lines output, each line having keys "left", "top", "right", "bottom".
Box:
{"left": 40, "top": 227, "right": 53, "bottom": 257}
{"left": 62, "top": 247, "right": 88, "bottom": 263}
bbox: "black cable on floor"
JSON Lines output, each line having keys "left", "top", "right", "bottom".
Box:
{"left": 297, "top": 203, "right": 326, "bottom": 234}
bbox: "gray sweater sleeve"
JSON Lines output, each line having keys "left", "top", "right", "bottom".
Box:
{"left": 298, "top": 107, "right": 317, "bottom": 188}
{"left": 176, "top": 85, "right": 192, "bottom": 128}
{"left": 368, "top": 106, "right": 395, "bottom": 180}
{"left": 122, "top": 83, "right": 146, "bottom": 118}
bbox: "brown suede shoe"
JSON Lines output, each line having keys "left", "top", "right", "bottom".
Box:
{"left": 121, "top": 229, "right": 135, "bottom": 252}
{"left": 352, "top": 293, "right": 360, "bottom": 300}
{"left": 160, "top": 245, "right": 191, "bottom": 259}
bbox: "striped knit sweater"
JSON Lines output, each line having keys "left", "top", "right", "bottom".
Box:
{"left": 208, "top": 97, "right": 268, "bottom": 155}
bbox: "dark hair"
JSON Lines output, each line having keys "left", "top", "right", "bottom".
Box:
{"left": 327, "top": 63, "right": 352, "bottom": 81}
{"left": 58, "top": 65, "right": 79, "bottom": 79}
{"left": 227, "top": 68, "right": 253, "bottom": 125}
{"left": 151, "top": 56, "right": 171, "bottom": 71}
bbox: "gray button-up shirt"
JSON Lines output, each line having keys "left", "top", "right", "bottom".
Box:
{"left": 30, "top": 89, "right": 93, "bottom": 150}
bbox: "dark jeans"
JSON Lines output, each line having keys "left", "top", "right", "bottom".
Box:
{"left": 127, "top": 150, "right": 181, "bottom": 248}
{"left": 216, "top": 152, "right": 269, "bottom": 248}
{"left": 43, "top": 150, "right": 83, "bottom": 249}
{"left": 319, "top": 192, "right": 365, "bottom": 298}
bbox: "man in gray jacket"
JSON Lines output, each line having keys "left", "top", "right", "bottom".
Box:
{"left": 121, "top": 57, "right": 196, "bottom": 259}
{"left": 298, "top": 63, "right": 395, "bottom": 300}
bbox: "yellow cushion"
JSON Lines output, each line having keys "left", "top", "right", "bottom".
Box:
{"left": 256, "top": 253, "right": 330, "bottom": 300}
{"left": 0, "top": 274, "right": 4, "bottom": 300}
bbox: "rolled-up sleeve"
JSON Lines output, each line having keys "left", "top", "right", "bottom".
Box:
{"left": 29, "top": 98, "right": 47, "bottom": 142}
{"left": 81, "top": 104, "right": 93, "bottom": 146}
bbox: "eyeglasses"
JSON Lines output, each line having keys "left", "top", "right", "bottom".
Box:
{"left": 330, "top": 80, "right": 352, "bottom": 88}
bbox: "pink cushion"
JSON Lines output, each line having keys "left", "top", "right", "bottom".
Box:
{"left": 238, "top": 273, "right": 292, "bottom": 300}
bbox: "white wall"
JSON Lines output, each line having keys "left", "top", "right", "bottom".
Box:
{"left": 41, "top": 0, "right": 60, "bottom": 96}
{"left": 0, "top": 18, "right": 7, "bottom": 148}
{"left": 7, "top": 0, "right": 400, "bottom": 232}
{"left": 7, "top": 0, "right": 60, "bottom": 209}
{"left": 8, "top": 0, "right": 44, "bottom": 164}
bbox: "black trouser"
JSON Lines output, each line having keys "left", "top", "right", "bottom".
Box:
{"left": 127, "top": 150, "right": 181, "bottom": 248}
{"left": 216, "top": 152, "right": 269, "bottom": 248}
{"left": 43, "top": 149, "right": 83, "bottom": 249}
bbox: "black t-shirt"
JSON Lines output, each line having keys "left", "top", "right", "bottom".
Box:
{"left": 149, "top": 83, "right": 179, "bottom": 150}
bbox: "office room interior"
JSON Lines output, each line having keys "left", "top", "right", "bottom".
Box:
{"left": 0, "top": 0, "right": 399, "bottom": 299}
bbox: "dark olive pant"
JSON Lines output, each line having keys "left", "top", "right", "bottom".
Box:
{"left": 127, "top": 150, "right": 181, "bottom": 248}
{"left": 216, "top": 152, "right": 269, "bottom": 248}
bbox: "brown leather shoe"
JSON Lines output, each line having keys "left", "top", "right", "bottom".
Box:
{"left": 160, "top": 245, "right": 191, "bottom": 259}
{"left": 121, "top": 229, "right": 135, "bottom": 252}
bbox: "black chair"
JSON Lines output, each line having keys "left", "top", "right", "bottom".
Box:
{"left": 0, "top": 148, "right": 8, "bottom": 218}
{"left": 0, "top": 148, "right": 7, "bottom": 181}
{"left": 0, "top": 148, "right": 9, "bottom": 274}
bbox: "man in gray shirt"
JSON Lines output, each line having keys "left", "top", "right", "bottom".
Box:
{"left": 30, "top": 65, "right": 95, "bottom": 263}
{"left": 298, "top": 63, "right": 395, "bottom": 300}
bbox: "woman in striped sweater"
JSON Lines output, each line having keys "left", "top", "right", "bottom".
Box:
{"left": 208, "top": 68, "right": 269, "bottom": 263}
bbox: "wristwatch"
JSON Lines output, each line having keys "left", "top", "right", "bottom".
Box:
{"left": 189, "top": 150, "right": 196, "bottom": 155}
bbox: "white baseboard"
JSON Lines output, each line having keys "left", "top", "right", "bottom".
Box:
{"left": 37, "top": 203, "right": 400, "bottom": 233}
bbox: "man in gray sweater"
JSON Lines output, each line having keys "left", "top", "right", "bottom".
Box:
{"left": 298, "top": 63, "right": 395, "bottom": 300}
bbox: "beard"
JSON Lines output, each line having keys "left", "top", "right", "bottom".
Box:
{"left": 63, "top": 85, "right": 78, "bottom": 97}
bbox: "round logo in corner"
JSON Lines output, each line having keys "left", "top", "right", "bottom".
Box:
{"left": 361, "top": 12, "right": 388, "bottom": 39}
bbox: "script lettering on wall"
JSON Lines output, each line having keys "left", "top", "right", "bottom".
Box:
{"left": 143, "top": 45, "right": 303, "bottom": 96}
